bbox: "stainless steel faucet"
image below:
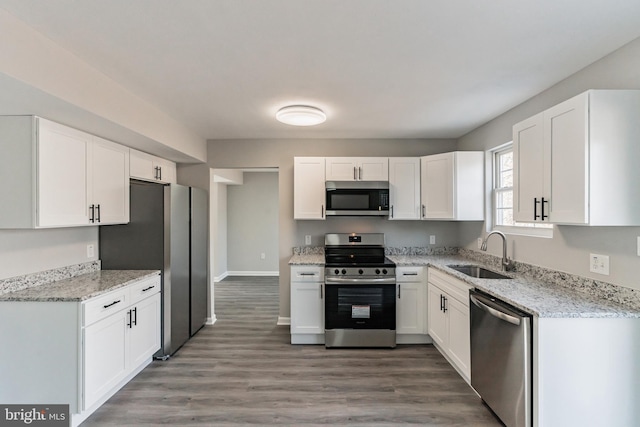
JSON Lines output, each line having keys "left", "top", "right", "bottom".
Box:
{"left": 480, "top": 230, "right": 514, "bottom": 271}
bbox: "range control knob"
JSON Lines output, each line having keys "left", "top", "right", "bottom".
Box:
{"left": 375, "top": 269, "right": 381, "bottom": 274}
{"left": 334, "top": 269, "right": 340, "bottom": 275}
{"left": 358, "top": 269, "right": 364, "bottom": 275}
{"left": 382, "top": 269, "right": 388, "bottom": 275}
{"left": 341, "top": 269, "right": 347, "bottom": 275}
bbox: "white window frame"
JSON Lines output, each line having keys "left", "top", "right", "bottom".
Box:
{"left": 491, "top": 143, "right": 553, "bottom": 238}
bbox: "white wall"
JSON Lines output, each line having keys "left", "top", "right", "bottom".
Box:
{"left": 458, "top": 37, "right": 640, "bottom": 290}
{"left": 227, "top": 172, "right": 279, "bottom": 275}
{"left": 212, "top": 182, "right": 228, "bottom": 281}
{"left": 206, "top": 138, "right": 458, "bottom": 319}
{"left": 0, "top": 228, "right": 98, "bottom": 280}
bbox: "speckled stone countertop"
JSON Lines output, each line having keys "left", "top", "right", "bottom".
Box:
{"left": 0, "top": 270, "right": 160, "bottom": 302}
{"left": 289, "top": 252, "right": 640, "bottom": 319}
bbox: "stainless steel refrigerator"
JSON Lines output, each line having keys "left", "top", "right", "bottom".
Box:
{"left": 99, "top": 180, "right": 208, "bottom": 359}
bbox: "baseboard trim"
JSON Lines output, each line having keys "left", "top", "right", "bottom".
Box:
{"left": 214, "top": 272, "right": 229, "bottom": 282}
{"left": 227, "top": 271, "right": 279, "bottom": 277}
{"left": 205, "top": 316, "right": 217, "bottom": 325}
{"left": 277, "top": 316, "right": 290, "bottom": 326}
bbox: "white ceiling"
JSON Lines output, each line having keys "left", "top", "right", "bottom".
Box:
{"left": 1, "top": 0, "right": 640, "bottom": 141}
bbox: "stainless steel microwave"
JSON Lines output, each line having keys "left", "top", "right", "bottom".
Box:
{"left": 325, "top": 181, "right": 389, "bottom": 216}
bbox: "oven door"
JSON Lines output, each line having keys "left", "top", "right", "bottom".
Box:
{"left": 324, "top": 283, "right": 396, "bottom": 330}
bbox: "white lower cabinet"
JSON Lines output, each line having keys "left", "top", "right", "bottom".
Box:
{"left": 290, "top": 265, "right": 325, "bottom": 344}
{"left": 0, "top": 274, "right": 160, "bottom": 427}
{"left": 427, "top": 268, "right": 471, "bottom": 382}
{"left": 83, "top": 284, "right": 160, "bottom": 410}
{"left": 396, "top": 266, "right": 430, "bottom": 344}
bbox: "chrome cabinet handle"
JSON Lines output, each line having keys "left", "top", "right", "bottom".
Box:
{"left": 353, "top": 166, "right": 357, "bottom": 180}
{"left": 398, "top": 284, "right": 401, "bottom": 299}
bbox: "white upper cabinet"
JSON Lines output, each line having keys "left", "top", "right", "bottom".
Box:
{"left": 90, "top": 137, "right": 130, "bottom": 225}
{"left": 0, "top": 116, "right": 130, "bottom": 228}
{"left": 389, "top": 157, "right": 421, "bottom": 220}
{"left": 130, "top": 148, "right": 176, "bottom": 184}
{"left": 420, "top": 152, "right": 484, "bottom": 221}
{"left": 325, "top": 157, "right": 388, "bottom": 181}
{"left": 513, "top": 90, "right": 640, "bottom": 225}
{"left": 294, "top": 157, "right": 326, "bottom": 220}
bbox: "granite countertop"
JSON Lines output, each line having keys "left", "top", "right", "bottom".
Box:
{"left": 289, "top": 253, "right": 640, "bottom": 319}
{"left": 0, "top": 270, "right": 160, "bottom": 302}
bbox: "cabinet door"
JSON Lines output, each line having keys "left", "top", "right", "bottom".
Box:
{"left": 90, "top": 137, "right": 130, "bottom": 224}
{"left": 290, "top": 282, "right": 324, "bottom": 334}
{"left": 447, "top": 296, "right": 470, "bottom": 380}
{"left": 83, "top": 310, "right": 128, "bottom": 410}
{"left": 129, "top": 293, "right": 161, "bottom": 368}
{"left": 129, "top": 149, "right": 155, "bottom": 181}
{"left": 359, "top": 157, "right": 389, "bottom": 181}
{"left": 154, "top": 158, "right": 176, "bottom": 184}
{"left": 294, "top": 157, "right": 326, "bottom": 219}
{"left": 396, "top": 282, "right": 426, "bottom": 335}
{"left": 325, "top": 157, "right": 358, "bottom": 181}
{"left": 513, "top": 113, "right": 545, "bottom": 222}
{"left": 421, "top": 153, "right": 454, "bottom": 219}
{"left": 37, "top": 119, "right": 91, "bottom": 227}
{"left": 427, "top": 284, "right": 447, "bottom": 347}
{"left": 389, "top": 158, "right": 420, "bottom": 220}
{"left": 544, "top": 93, "right": 589, "bottom": 224}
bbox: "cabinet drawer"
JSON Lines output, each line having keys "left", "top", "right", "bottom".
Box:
{"left": 291, "top": 265, "right": 324, "bottom": 282}
{"left": 83, "top": 287, "right": 130, "bottom": 327}
{"left": 130, "top": 275, "right": 161, "bottom": 305}
{"left": 428, "top": 268, "right": 471, "bottom": 305}
{"left": 396, "top": 266, "right": 426, "bottom": 283}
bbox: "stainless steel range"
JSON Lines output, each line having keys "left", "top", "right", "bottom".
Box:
{"left": 324, "top": 233, "right": 396, "bottom": 348}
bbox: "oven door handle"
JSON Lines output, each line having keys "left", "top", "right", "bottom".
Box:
{"left": 325, "top": 277, "right": 397, "bottom": 285}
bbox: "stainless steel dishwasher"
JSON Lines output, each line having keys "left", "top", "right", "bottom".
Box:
{"left": 469, "top": 289, "right": 532, "bottom": 427}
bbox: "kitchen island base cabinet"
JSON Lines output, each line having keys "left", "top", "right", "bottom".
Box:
{"left": 534, "top": 317, "right": 640, "bottom": 427}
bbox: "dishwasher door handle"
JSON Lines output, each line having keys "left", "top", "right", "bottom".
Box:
{"left": 470, "top": 294, "right": 521, "bottom": 326}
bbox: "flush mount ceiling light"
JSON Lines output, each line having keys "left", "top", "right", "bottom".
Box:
{"left": 276, "top": 105, "right": 326, "bottom": 126}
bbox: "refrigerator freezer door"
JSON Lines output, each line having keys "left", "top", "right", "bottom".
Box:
{"left": 169, "top": 185, "right": 191, "bottom": 354}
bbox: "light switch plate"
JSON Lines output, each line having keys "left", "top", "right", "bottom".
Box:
{"left": 477, "top": 238, "right": 483, "bottom": 249}
{"left": 305, "top": 235, "right": 311, "bottom": 245}
{"left": 429, "top": 235, "right": 436, "bottom": 245}
{"left": 87, "top": 244, "right": 94, "bottom": 258}
{"left": 590, "top": 253, "right": 610, "bottom": 275}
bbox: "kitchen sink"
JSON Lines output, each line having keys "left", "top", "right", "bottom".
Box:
{"left": 447, "top": 265, "right": 511, "bottom": 280}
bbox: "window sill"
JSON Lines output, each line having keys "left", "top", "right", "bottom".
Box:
{"left": 494, "top": 225, "right": 553, "bottom": 238}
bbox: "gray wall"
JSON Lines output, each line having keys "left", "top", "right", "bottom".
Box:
{"left": 227, "top": 172, "right": 279, "bottom": 274}
{"left": 0, "top": 227, "right": 98, "bottom": 280}
{"left": 458, "top": 37, "right": 640, "bottom": 290}
{"left": 212, "top": 182, "right": 228, "bottom": 281}
{"left": 206, "top": 138, "right": 458, "bottom": 320}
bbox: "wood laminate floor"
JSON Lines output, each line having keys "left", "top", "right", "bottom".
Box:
{"left": 84, "top": 276, "right": 502, "bottom": 426}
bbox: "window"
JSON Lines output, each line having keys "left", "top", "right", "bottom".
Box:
{"left": 492, "top": 144, "right": 552, "bottom": 236}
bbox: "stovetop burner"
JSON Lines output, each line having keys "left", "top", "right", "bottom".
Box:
{"left": 324, "top": 233, "right": 396, "bottom": 279}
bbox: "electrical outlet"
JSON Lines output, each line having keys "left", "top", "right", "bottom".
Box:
{"left": 477, "top": 238, "right": 483, "bottom": 249}
{"left": 260, "top": 253, "right": 266, "bottom": 260}
{"left": 589, "top": 253, "right": 610, "bottom": 275}
{"left": 305, "top": 235, "right": 312, "bottom": 245}
{"left": 87, "top": 244, "right": 94, "bottom": 258}
{"left": 429, "top": 235, "right": 436, "bottom": 245}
